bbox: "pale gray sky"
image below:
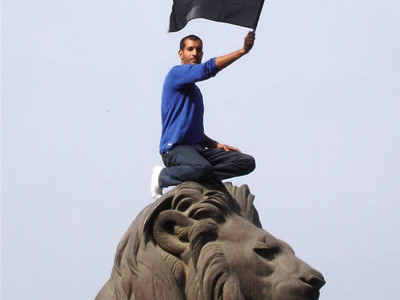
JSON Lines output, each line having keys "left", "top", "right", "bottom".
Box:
{"left": 2, "top": 1, "right": 400, "bottom": 299}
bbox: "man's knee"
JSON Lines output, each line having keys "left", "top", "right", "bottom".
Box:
{"left": 244, "top": 155, "right": 256, "bottom": 174}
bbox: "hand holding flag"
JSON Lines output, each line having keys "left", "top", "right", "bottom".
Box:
{"left": 243, "top": 31, "right": 256, "bottom": 53}
{"left": 214, "top": 31, "right": 256, "bottom": 70}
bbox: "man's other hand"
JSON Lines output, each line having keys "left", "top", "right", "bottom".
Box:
{"left": 217, "top": 143, "right": 241, "bottom": 153}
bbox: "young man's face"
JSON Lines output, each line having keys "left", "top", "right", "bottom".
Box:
{"left": 178, "top": 39, "right": 203, "bottom": 65}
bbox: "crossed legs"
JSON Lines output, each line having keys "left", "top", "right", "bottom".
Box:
{"left": 158, "top": 145, "right": 255, "bottom": 189}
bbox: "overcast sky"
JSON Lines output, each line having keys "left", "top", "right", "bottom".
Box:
{"left": 2, "top": 1, "right": 400, "bottom": 299}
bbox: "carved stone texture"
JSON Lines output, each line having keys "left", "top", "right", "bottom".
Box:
{"left": 96, "top": 182, "right": 325, "bottom": 300}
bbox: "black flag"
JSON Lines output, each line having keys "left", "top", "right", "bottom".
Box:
{"left": 169, "top": 0, "right": 265, "bottom": 32}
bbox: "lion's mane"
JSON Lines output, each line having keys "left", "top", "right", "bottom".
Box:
{"left": 96, "top": 181, "right": 325, "bottom": 300}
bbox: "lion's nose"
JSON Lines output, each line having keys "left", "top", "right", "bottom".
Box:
{"left": 301, "top": 273, "right": 326, "bottom": 290}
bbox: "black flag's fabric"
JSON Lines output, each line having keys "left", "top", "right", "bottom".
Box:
{"left": 169, "top": 0, "right": 265, "bottom": 32}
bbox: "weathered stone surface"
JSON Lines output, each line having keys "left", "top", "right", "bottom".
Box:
{"left": 96, "top": 181, "right": 325, "bottom": 300}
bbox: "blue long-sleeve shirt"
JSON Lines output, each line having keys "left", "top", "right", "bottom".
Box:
{"left": 159, "top": 58, "right": 220, "bottom": 154}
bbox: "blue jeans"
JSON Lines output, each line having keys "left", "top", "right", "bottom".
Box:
{"left": 159, "top": 145, "right": 255, "bottom": 188}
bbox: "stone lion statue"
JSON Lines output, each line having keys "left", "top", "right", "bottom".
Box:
{"left": 96, "top": 182, "right": 325, "bottom": 300}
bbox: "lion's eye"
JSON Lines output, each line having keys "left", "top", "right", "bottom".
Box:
{"left": 254, "top": 247, "right": 279, "bottom": 261}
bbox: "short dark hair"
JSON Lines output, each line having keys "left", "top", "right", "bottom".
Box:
{"left": 180, "top": 35, "right": 203, "bottom": 50}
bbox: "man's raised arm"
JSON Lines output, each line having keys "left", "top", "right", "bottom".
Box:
{"left": 215, "top": 31, "right": 256, "bottom": 70}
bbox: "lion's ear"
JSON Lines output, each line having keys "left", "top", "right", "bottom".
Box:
{"left": 152, "top": 210, "right": 194, "bottom": 258}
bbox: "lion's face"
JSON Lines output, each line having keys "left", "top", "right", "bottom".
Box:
{"left": 151, "top": 184, "right": 325, "bottom": 300}
{"left": 212, "top": 214, "right": 325, "bottom": 300}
